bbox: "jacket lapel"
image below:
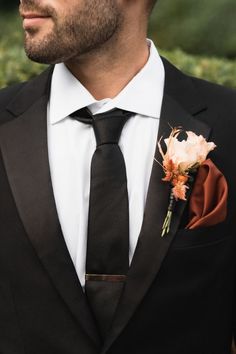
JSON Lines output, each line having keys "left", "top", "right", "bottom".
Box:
{"left": 102, "top": 59, "right": 211, "bottom": 353}
{"left": 0, "top": 69, "right": 101, "bottom": 348}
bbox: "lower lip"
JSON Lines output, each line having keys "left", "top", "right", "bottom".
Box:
{"left": 23, "top": 17, "right": 50, "bottom": 29}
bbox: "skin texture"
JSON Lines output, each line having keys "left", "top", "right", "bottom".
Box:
{"left": 19, "top": 0, "right": 151, "bottom": 99}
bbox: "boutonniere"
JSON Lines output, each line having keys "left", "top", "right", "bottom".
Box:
{"left": 156, "top": 127, "right": 216, "bottom": 237}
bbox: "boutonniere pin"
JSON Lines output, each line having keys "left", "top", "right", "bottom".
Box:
{"left": 156, "top": 127, "right": 216, "bottom": 237}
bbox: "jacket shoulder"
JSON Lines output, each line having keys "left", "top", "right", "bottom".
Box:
{"left": 162, "top": 56, "right": 236, "bottom": 117}
{"left": 191, "top": 76, "right": 236, "bottom": 109}
{"left": 0, "top": 82, "right": 27, "bottom": 109}
{"left": 0, "top": 67, "right": 53, "bottom": 125}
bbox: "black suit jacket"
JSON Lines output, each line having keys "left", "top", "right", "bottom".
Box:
{"left": 0, "top": 58, "right": 235, "bottom": 354}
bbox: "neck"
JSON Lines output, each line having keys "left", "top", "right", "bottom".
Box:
{"left": 65, "top": 30, "right": 150, "bottom": 100}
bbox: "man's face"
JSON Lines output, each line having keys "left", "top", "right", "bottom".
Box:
{"left": 19, "top": 0, "right": 122, "bottom": 64}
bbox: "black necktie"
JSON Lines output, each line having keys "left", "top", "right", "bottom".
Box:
{"left": 71, "top": 107, "right": 133, "bottom": 339}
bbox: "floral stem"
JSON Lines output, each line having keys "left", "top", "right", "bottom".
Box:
{"left": 161, "top": 191, "right": 175, "bottom": 237}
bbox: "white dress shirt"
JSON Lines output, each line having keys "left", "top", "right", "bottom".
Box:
{"left": 47, "top": 40, "right": 165, "bottom": 288}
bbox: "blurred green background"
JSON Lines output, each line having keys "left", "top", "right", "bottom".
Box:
{"left": 150, "top": 0, "right": 236, "bottom": 58}
{"left": 1, "top": 0, "right": 236, "bottom": 88}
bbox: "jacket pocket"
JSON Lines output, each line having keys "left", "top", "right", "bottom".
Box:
{"left": 171, "top": 221, "right": 231, "bottom": 249}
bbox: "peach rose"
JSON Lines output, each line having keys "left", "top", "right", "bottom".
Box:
{"left": 163, "top": 131, "right": 216, "bottom": 171}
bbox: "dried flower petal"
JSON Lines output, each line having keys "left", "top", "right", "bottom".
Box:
{"left": 172, "top": 182, "right": 188, "bottom": 200}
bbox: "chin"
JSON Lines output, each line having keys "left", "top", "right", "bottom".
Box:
{"left": 24, "top": 44, "right": 63, "bottom": 65}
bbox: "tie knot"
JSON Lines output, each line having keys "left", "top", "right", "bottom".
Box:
{"left": 71, "top": 108, "right": 133, "bottom": 146}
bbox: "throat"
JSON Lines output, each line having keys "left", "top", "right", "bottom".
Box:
{"left": 65, "top": 39, "right": 150, "bottom": 100}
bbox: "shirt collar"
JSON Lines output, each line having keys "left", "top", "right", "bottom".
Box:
{"left": 49, "top": 39, "right": 165, "bottom": 125}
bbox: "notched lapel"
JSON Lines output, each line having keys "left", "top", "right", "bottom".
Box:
{"left": 0, "top": 77, "right": 101, "bottom": 348}
{"left": 102, "top": 90, "right": 211, "bottom": 353}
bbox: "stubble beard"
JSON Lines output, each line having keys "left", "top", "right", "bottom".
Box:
{"left": 23, "top": 0, "right": 122, "bottom": 64}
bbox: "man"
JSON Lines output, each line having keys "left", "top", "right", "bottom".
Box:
{"left": 0, "top": 0, "right": 235, "bottom": 353}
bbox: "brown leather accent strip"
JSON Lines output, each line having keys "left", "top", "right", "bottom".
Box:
{"left": 85, "top": 274, "right": 126, "bottom": 282}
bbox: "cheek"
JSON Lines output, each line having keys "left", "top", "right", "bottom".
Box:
{"left": 55, "top": 0, "right": 82, "bottom": 13}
